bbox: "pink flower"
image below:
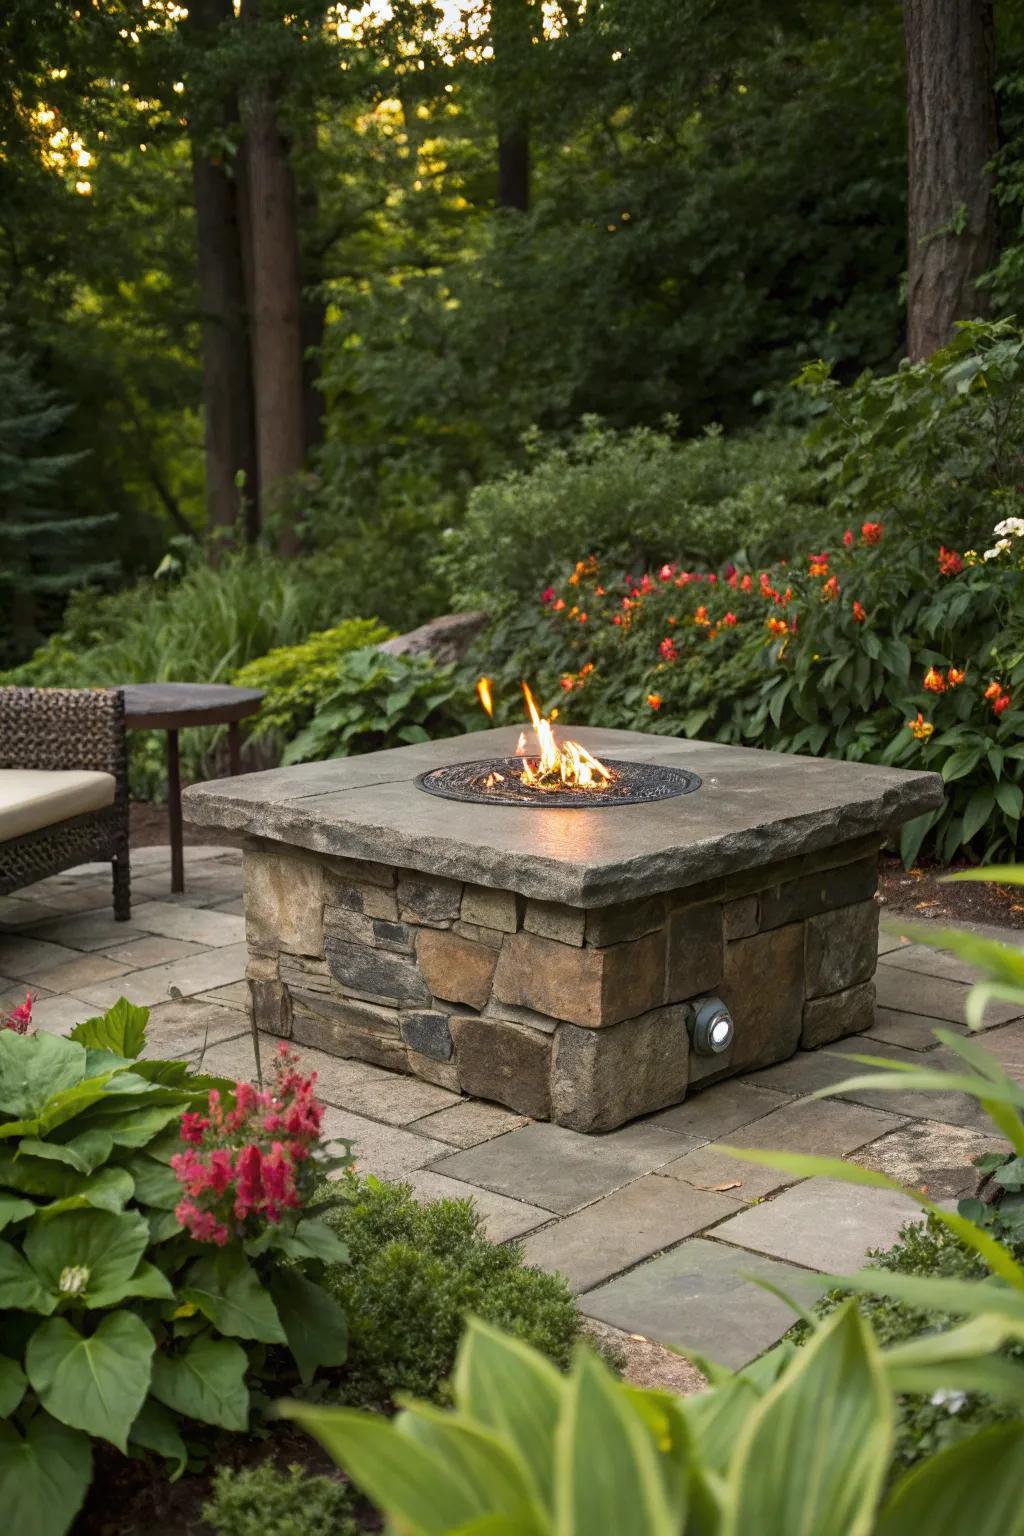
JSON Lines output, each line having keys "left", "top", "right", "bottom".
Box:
{"left": 2, "top": 994, "right": 33, "bottom": 1034}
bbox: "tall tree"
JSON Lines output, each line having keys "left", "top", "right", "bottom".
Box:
{"left": 186, "top": 0, "right": 260, "bottom": 546}
{"left": 904, "top": 0, "right": 999, "bottom": 359}
{"left": 492, "top": 0, "right": 536, "bottom": 211}
{"left": 239, "top": 0, "right": 306, "bottom": 554}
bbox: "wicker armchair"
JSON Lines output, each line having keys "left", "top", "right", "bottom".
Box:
{"left": 0, "top": 688, "right": 131, "bottom": 919}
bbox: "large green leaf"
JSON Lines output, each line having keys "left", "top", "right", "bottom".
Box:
{"left": 281, "top": 1402, "right": 538, "bottom": 1536}
{"left": 69, "top": 999, "right": 148, "bottom": 1059}
{"left": 723, "top": 1304, "right": 891, "bottom": 1536}
{"left": 453, "top": 1318, "right": 564, "bottom": 1512}
{"left": 877, "top": 1423, "right": 1024, "bottom": 1534}
{"left": 23, "top": 1208, "right": 149, "bottom": 1307}
{"left": 0, "top": 1238, "right": 56, "bottom": 1314}
{"left": 149, "top": 1333, "right": 249, "bottom": 1431}
{"left": 122, "top": 1154, "right": 183, "bottom": 1210}
{"left": 555, "top": 1348, "right": 684, "bottom": 1536}
{"left": 0, "top": 1353, "right": 27, "bottom": 1416}
{"left": 81, "top": 1100, "right": 188, "bottom": 1149}
{"left": 0, "top": 1034, "right": 86, "bottom": 1121}
{"left": 268, "top": 1268, "right": 347, "bottom": 1384}
{"left": 0, "top": 1194, "right": 36, "bottom": 1231}
{"left": 0, "top": 1413, "right": 91, "bottom": 1536}
{"left": 183, "top": 1249, "right": 286, "bottom": 1344}
{"left": 127, "top": 1398, "right": 187, "bottom": 1480}
{"left": 18, "top": 1128, "right": 113, "bottom": 1176}
{"left": 33, "top": 1167, "right": 134, "bottom": 1218}
{"left": 26, "top": 1313, "right": 154, "bottom": 1453}
{"left": 272, "top": 1215, "right": 349, "bottom": 1265}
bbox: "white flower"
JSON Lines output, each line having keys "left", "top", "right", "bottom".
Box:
{"left": 983, "top": 539, "right": 1012, "bottom": 560}
{"left": 929, "top": 1388, "right": 968, "bottom": 1413}
{"left": 58, "top": 1264, "right": 90, "bottom": 1296}
{"left": 993, "top": 517, "right": 1024, "bottom": 537}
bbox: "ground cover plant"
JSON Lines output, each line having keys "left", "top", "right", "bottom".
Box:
{"left": 0, "top": 998, "right": 351, "bottom": 1536}
{"left": 232, "top": 620, "right": 395, "bottom": 748}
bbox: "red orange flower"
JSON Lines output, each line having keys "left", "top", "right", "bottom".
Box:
{"left": 946, "top": 667, "right": 965, "bottom": 688}
{"left": 821, "top": 576, "right": 840, "bottom": 600}
{"left": 851, "top": 601, "right": 866, "bottom": 623}
{"left": 659, "top": 636, "right": 678, "bottom": 661}
{"left": 723, "top": 612, "right": 738, "bottom": 627}
{"left": 907, "top": 713, "right": 934, "bottom": 741}
{"left": 938, "top": 546, "right": 963, "bottom": 577}
{"left": 843, "top": 529, "right": 854, "bottom": 548}
{"left": 861, "top": 521, "right": 883, "bottom": 545}
{"left": 766, "top": 617, "right": 788, "bottom": 636}
{"left": 647, "top": 693, "right": 662, "bottom": 710}
{"left": 923, "top": 667, "right": 946, "bottom": 694}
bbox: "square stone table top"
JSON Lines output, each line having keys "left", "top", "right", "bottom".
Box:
{"left": 182, "top": 726, "right": 943, "bottom": 907}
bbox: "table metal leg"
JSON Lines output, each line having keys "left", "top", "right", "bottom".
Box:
{"left": 167, "top": 729, "right": 184, "bottom": 894}
{"left": 228, "top": 720, "right": 241, "bottom": 776}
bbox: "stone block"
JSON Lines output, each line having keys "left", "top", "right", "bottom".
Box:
{"left": 491, "top": 928, "right": 666, "bottom": 1029}
{"left": 759, "top": 856, "right": 878, "bottom": 931}
{"left": 279, "top": 953, "right": 332, "bottom": 996}
{"left": 461, "top": 884, "right": 520, "bottom": 932}
{"left": 324, "top": 907, "right": 415, "bottom": 954}
{"left": 244, "top": 849, "right": 323, "bottom": 955}
{"left": 711, "top": 1177, "right": 923, "bottom": 1273}
{"left": 801, "top": 980, "right": 876, "bottom": 1049}
{"left": 524, "top": 900, "right": 586, "bottom": 947}
{"left": 453, "top": 921, "right": 504, "bottom": 949}
{"left": 323, "top": 854, "right": 395, "bottom": 888}
{"left": 246, "top": 947, "right": 279, "bottom": 982}
{"left": 324, "top": 883, "right": 399, "bottom": 921}
{"left": 248, "top": 977, "right": 291, "bottom": 1038}
{"left": 805, "top": 901, "right": 879, "bottom": 999}
{"left": 401, "top": 1008, "right": 454, "bottom": 1061}
{"left": 551, "top": 1006, "right": 690, "bottom": 1132}
{"left": 324, "top": 937, "right": 430, "bottom": 1006}
{"left": 291, "top": 1000, "right": 409, "bottom": 1072}
{"left": 397, "top": 873, "right": 462, "bottom": 927}
{"left": 666, "top": 903, "right": 723, "bottom": 1003}
{"left": 415, "top": 929, "right": 498, "bottom": 1009}
{"left": 723, "top": 895, "right": 759, "bottom": 941}
{"left": 482, "top": 998, "right": 561, "bottom": 1034}
{"left": 450, "top": 1015, "right": 552, "bottom": 1119}
{"left": 719, "top": 922, "right": 805, "bottom": 1072}
{"left": 585, "top": 895, "right": 665, "bottom": 947}
{"left": 406, "top": 1050, "right": 461, "bottom": 1093}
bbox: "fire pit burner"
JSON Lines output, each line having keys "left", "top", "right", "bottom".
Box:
{"left": 415, "top": 758, "right": 701, "bottom": 808}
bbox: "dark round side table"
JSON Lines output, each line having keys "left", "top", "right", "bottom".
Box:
{"left": 121, "top": 683, "right": 265, "bottom": 894}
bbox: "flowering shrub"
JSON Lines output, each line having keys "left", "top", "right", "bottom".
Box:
{"left": 477, "top": 513, "right": 1024, "bottom": 863}
{"left": 0, "top": 999, "right": 351, "bottom": 1536}
{"left": 1, "top": 992, "right": 32, "bottom": 1033}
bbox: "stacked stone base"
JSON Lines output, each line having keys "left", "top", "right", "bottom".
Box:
{"left": 244, "top": 835, "right": 881, "bottom": 1133}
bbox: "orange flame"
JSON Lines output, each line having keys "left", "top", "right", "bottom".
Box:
{"left": 516, "top": 680, "right": 614, "bottom": 791}
{"left": 476, "top": 677, "right": 494, "bottom": 718}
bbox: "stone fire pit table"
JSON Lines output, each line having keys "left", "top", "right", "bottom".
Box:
{"left": 182, "top": 727, "right": 943, "bottom": 1133}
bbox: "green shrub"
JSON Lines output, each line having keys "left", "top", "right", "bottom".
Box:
{"left": 0, "top": 1000, "right": 352, "bottom": 1536}
{"left": 233, "top": 619, "right": 395, "bottom": 744}
{"left": 437, "top": 417, "right": 817, "bottom": 618}
{"left": 281, "top": 648, "right": 477, "bottom": 765}
{"left": 203, "top": 1463, "right": 358, "bottom": 1536}
{"left": 321, "top": 1177, "right": 581, "bottom": 1408}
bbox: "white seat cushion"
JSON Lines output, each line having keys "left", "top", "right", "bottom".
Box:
{"left": 0, "top": 769, "right": 116, "bottom": 841}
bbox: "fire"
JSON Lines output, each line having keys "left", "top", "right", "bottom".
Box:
{"left": 476, "top": 677, "right": 494, "bottom": 717}
{"left": 516, "top": 681, "right": 615, "bottom": 791}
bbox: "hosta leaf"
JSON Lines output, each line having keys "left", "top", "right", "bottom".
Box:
{"left": 877, "top": 1423, "right": 1024, "bottom": 1534}
{"left": 453, "top": 1317, "right": 563, "bottom": 1511}
{"left": 183, "top": 1249, "right": 286, "bottom": 1344}
{"left": 69, "top": 999, "right": 148, "bottom": 1059}
{"left": 268, "top": 1269, "right": 347, "bottom": 1385}
{"left": 127, "top": 1398, "right": 187, "bottom": 1480}
{"left": 0, "top": 1353, "right": 27, "bottom": 1416}
{"left": 34, "top": 1167, "right": 134, "bottom": 1218}
{"left": 18, "top": 1129, "right": 113, "bottom": 1176}
{"left": 26, "top": 1313, "right": 154, "bottom": 1453}
{"left": 272, "top": 1215, "right": 349, "bottom": 1265}
{"left": 0, "top": 1238, "right": 56, "bottom": 1314}
{"left": 122, "top": 1154, "right": 180, "bottom": 1209}
{"left": 723, "top": 1304, "right": 891, "bottom": 1536}
{"left": 23, "top": 1208, "right": 149, "bottom": 1307}
{"left": 0, "top": 1194, "right": 36, "bottom": 1232}
{"left": 0, "top": 1034, "right": 86, "bottom": 1121}
{"left": 555, "top": 1348, "right": 684, "bottom": 1536}
{"left": 0, "top": 1413, "right": 91, "bottom": 1536}
{"left": 150, "top": 1333, "right": 249, "bottom": 1431}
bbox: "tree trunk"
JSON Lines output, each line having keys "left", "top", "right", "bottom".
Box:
{"left": 186, "top": 0, "right": 260, "bottom": 547}
{"left": 493, "top": 0, "right": 535, "bottom": 212}
{"left": 904, "top": 0, "right": 999, "bottom": 360}
{"left": 239, "top": 8, "right": 306, "bottom": 556}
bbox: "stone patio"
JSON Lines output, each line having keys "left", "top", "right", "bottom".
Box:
{"left": 1, "top": 843, "right": 1019, "bottom": 1369}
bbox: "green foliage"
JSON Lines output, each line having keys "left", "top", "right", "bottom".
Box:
{"left": 203, "top": 1463, "right": 358, "bottom": 1536}
{"left": 439, "top": 418, "right": 816, "bottom": 618}
{"left": 321, "top": 1176, "right": 581, "bottom": 1408}
{"left": 281, "top": 648, "right": 476, "bottom": 765}
{"left": 1, "top": 546, "right": 360, "bottom": 798}
{"left": 0, "top": 1001, "right": 352, "bottom": 1536}
{"left": 471, "top": 323, "right": 1024, "bottom": 863}
{"left": 233, "top": 619, "right": 395, "bottom": 744}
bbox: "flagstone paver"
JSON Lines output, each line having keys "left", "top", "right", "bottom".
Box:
{"left": 582, "top": 1238, "right": 830, "bottom": 1369}
{"left": 3, "top": 849, "right": 1022, "bottom": 1369}
{"left": 712, "top": 1177, "right": 925, "bottom": 1272}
